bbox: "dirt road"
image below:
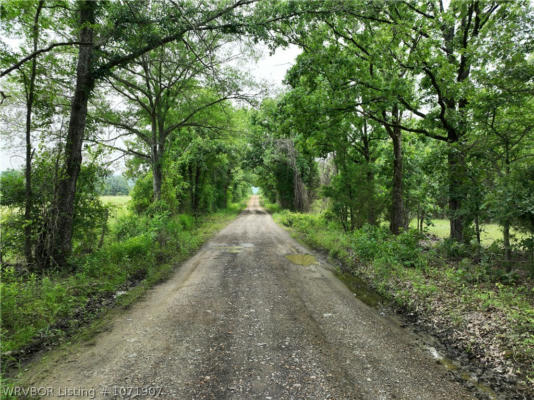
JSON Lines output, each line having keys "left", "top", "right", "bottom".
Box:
{"left": 28, "top": 196, "right": 474, "bottom": 399}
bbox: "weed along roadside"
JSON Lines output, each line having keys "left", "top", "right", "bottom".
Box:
{"left": 1, "top": 199, "right": 247, "bottom": 387}
{"left": 272, "top": 208, "right": 534, "bottom": 399}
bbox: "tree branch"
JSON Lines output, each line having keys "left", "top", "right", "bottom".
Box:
{"left": 1, "top": 41, "right": 90, "bottom": 77}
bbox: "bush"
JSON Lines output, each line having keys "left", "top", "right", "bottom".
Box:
{"left": 386, "top": 230, "right": 426, "bottom": 269}
{"left": 351, "top": 225, "right": 390, "bottom": 262}
{"left": 0, "top": 213, "right": 25, "bottom": 262}
{"left": 439, "top": 237, "right": 472, "bottom": 259}
{"left": 0, "top": 170, "right": 25, "bottom": 206}
{"left": 112, "top": 214, "right": 149, "bottom": 241}
{"left": 130, "top": 173, "right": 154, "bottom": 214}
{"left": 177, "top": 214, "right": 194, "bottom": 230}
{"left": 0, "top": 158, "right": 109, "bottom": 264}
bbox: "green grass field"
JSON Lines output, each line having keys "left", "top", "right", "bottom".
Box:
{"left": 100, "top": 195, "right": 131, "bottom": 222}
{"left": 412, "top": 218, "right": 528, "bottom": 246}
{"left": 100, "top": 195, "right": 131, "bottom": 206}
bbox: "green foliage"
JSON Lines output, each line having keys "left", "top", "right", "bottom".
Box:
{"left": 126, "top": 104, "right": 251, "bottom": 217}
{"left": 259, "top": 195, "right": 282, "bottom": 214}
{"left": 0, "top": 202, "right": 245, "bottom": 364}
{"left": 1, "top": 0, "right": 533, "bottom": 387}
{"left": 508, "top": 164, "right": 534, "bottom": 234}
{"left": 0, "top": 170, "right": 24, "bottom": 206}
{"left": 0, "top": 214, "right": 24, "bottom": 263}
{"left": 98, "top": 175, "right": 130, "bottom": 196}
{"left": 129, "top": 173, "right": 154, "bottom": 214}
{"left": 275, "top": 209, "right": 534, "bottom": 383}
{"left": 247, "top": 100, "right": 319, "bottom": 211}
{"left": 439, "top": 238, "right": 474, "bottom": 260}
{"left": 0, "top": 154, "right": 109, "bottom": 264}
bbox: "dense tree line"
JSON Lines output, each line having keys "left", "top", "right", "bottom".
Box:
{"left": 1, "top": 0, "right": 533, "bottom": 272}
{"left": 247, "top": 0, "right": 534, "bottom": 267}
{"left": 1, "top": 0, "right": 259, "bottom": 270}
{"left": 97, "top": 175, "right": 131, "bottom": 196}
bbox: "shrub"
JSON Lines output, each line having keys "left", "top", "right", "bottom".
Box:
{"left": 130, "top": 173, "right": 153, "bottom": 214}
{"left": 386, "top": 230, "right": 426, "bottom": 269}
{"left": 0, "top": 170, "right": 25, "bottom": 206}
{"left": 112, "top": 214, "right": 150, "bottom": 241}
{"left": 177, "top": 214, "right": 194, "bottom": 230}
{"left": 351, "top": 225, "right": 389, "bottom": 262}
{"left": 439, "top": 237, "right": 472, "bottom": 259}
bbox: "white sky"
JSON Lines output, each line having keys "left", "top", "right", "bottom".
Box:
{"left": 0, "top": 44, "right": 301, "bottom": 172}
{"left": 251, "top": 45, "right": 301, "bottom": 91}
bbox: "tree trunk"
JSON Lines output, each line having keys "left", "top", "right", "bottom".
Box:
{"left": 151, "top": 134, "right": 162, "bottom": 202}
{"left": 24, "top": 0, "right": 44, "bottom": 267}
{"left": 98, "top": 209, "right": 109, "bottom": 249}
{"left": 503, "top": 145, "right": 512, "bottom": 270}
{"left": 44, "top": 0, "right": 96, "bottom": 268}
{"left": 152, "top": 159, "right": 163, "bottom": 202}
{"left": 448, "top": 147, "right": 465, "bottom": 243}
{"left": 366, "top": 169, "right": 376, "bottom": 225}
{"left": 475, "top": 213, "right": 481, "bottom": 246}
{"left": 390, "top": 125, "right": 404, "bottom": 235}
{"left": 503, "top": 220, "right": 512, "bottom": 270}
{"left": 418, "top": 209, "right": 424, "bottom": 233}
{"left": 152, "top": 117, "right": 167, "bottom": 202}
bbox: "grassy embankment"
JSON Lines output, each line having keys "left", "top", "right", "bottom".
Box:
{"left": 0, "top": 196, "right": 246, "bottom": 372}
{"left": 263, "top": 198, "right": 533, "bottom": 392}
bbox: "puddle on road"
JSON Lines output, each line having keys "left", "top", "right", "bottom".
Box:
{"left": 335, "top": 271, "right": 384, "bottom": 308}
{"left": 427, "top": 346, "right": 498, "bottom": 400}
{"left": 285, "top": 254, "right": 317, "bottom": 266}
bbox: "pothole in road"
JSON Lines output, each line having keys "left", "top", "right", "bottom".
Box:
{"left": 224, "top": 246, "right": 243, "bottom": 253}
{"left": 211, "top": 243, "right": 255, "bottom": 254}
{"left": 285, "top": 254, "right": 317, "bottom": 266}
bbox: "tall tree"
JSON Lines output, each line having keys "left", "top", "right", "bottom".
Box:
{"left": 94, "top": 37, "right": 253, "bottom": 201}
{"left": 20, "top": 1, "right": 45, "bottom": 266}
{"left": 2, "top": 0, "right": 261, "bottom": 268}
{"left": 260, "top": 0, "right": 531, "bottom": 241}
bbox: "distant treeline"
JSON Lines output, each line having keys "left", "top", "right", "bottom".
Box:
{"left": 97, "top": 175, "right": 132, "bottom": 196}
{"left": 0, "top": 170, "right": 131, "bottom": 202}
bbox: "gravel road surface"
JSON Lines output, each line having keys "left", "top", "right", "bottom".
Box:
{"left": 29, "top": 196, "right": 474, "bottom": 399}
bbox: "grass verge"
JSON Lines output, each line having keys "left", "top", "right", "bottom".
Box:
{"left": 258, "top": 196, "right": 282, "bottom": 214}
